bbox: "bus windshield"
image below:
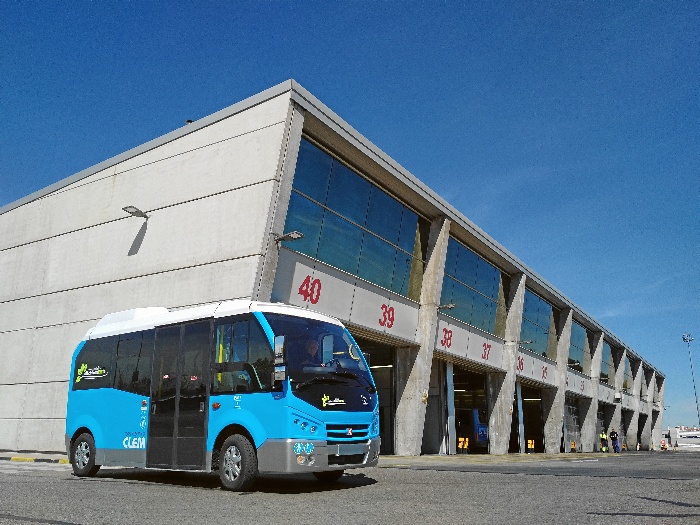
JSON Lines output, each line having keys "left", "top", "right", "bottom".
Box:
{"left": 262, "top": 313, "right": 373, "bottom": 388}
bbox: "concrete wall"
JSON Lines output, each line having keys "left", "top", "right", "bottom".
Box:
{"left": 0, "top": 93, "right": 293, "bottom": 451}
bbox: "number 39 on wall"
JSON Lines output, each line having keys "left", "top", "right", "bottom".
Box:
{"left": 379, "top": 304, "right": 395, "bottom": 329}
{"left": 297, "top": 275, "right": 322, "bottom": 304}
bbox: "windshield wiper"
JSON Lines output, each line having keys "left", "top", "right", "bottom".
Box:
{"left": 295, "top": 375, "right": 345, "bottom": 391}
{"left": 329, "top": 371, "right": 377, "bottom": 394}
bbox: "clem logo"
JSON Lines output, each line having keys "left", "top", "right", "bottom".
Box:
{"left": 122, "top": 432, "right": 146, "bottom": 449}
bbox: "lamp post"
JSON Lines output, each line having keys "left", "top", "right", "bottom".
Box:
{"left": 682, "top": 334, "right": 700, "bottom": 427}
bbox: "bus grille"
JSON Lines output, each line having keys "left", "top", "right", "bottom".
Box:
{"left": 326, "top": 424, "right": 370, "bottom": 443}
{"left": 328, "top": 454, "right": 365, "bottom": 466}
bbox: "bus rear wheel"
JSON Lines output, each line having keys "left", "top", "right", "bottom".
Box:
{"left": 71, "top": 433, "right": 100, "bottom": 477}
{"left": 218, "top": 434, "right": 257, "bottom": 491}
{"left": 313, "top": 470, "right": 344, "bottom": 483}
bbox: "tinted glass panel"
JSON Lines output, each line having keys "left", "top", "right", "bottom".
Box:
{"left": 366, "top": 186, "right": 403, "bottom": 245}
{"left": 397, "top": 207, "right": 419, "bottom": 255}
{"left": 152, "top": 326, "right": 180, "bottom": 404}
{"left": 316, "top": 212, "right": 363, "bottom": 275}
{"left": 358, "top": 232, "right": 396, "bottom": 289}
{"left": 392, "top": 250, "right": 414, "bottom": 296}
{"left": 439, "top": 238, "right": 502, "bottom": 336}
{"left": 600, "top": 342, "right": 612, "bottom": 384}
{"left": 568, "top": 322, "right": 586, "bottom": 373}
{"left": 325, "top": 161, "right": 371, "bottom": 227}
{"left": 521, "top": 289, "right": 553, "bottom": 358}
{"left": 114, "top": 330, "right": 154, "bottom": 396}
{"left": 286, "top": 138, "right": 423, "bottom": 299}
{"left": 292, "top": 138, "right": 332, "bottom": 204}
{"left": 73, "top": 337, "right": 117, "bottom": 390}
{"left": 180, "top": 322, "right": 209, "bottom": 401}
{"left": 283, "top": 192, "right": 323, "bottom": 257}
{"left": 178, "top": 322, "right": 210, "bottom": 440}
{"left": 623, "top": 356, "right": 633, "bottom": 392}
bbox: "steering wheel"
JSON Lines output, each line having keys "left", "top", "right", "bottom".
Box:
{"left": 323, "top": 358, "right": 342, "bottom": 368}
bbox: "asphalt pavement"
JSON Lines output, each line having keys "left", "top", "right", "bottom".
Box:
{"left": 1, "top": 449, "right": 698, "bottom": 525}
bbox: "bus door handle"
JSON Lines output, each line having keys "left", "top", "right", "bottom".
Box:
{"left": 151, "top": 403, "right": 156, "bottom": 415}
{"left": 199, "top": 402, "right": 205, "bottom": 412}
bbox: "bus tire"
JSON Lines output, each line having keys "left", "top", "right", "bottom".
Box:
{"left": 71, "top": 433, "right": 100, "bottom": 477}
{"left": 313, "top": 470, "right": 344, "bottom": 483}
{"left": 218, "top": 434, "right": 257, "bottom": 491}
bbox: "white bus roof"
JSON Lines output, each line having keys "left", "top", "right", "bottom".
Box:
{"left": 85, "top": 300, "right": 344, "bottom": 340}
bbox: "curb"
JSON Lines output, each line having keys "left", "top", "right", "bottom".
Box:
{"left": 0, "top": 456, "right": 69, "bottom": 464}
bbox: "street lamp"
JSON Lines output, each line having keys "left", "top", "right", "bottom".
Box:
{"left": 273, "top": 231, "right": 304, "bottom": 247}
{"left": 122, "top": 206, "right": 149, "bottom": 219}
{"left": 682, "top": 333, "right": 700, "bottom": 427}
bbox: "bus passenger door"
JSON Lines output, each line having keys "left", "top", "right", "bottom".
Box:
{"left": 147, "top": 321, "right": 210, "bottom": 470}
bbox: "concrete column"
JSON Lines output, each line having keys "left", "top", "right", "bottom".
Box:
{"left": 651, "top": 375, "right": 666, "bottom": 447}
{"left": 608, "top": 347, "right": 625, "bottom": 443}
{"left": 487, "top": 272, "right": 526, "bottom": 454}
{"left": 626, "top": 358, "right": 643, "bottom": 449}
{"left": 394, "top": 216, "right": 450, "bottom": 455}
{"left": 542, "top": 308, "right": 572, "bottom": 453}
{"left": 446, "top": 362, "right": 456, "bottom": 455}
{"left": 253, "top": 101, "right": 305, "bottom": 301}
{"left": 585, "top": 332, "right": 604, "bottom": 451}
{"left": 640, "top": 369, "right": 654, "bottom": 449}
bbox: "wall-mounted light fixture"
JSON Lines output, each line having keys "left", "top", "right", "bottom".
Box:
{"left": 274, "top": 231, "right": 304, "bottom": 246}
{"left": 122, "top": 206, "right": 149, "bottom": 219}
{"left": 437, "top": 303, "right": 456, "bottom": 310}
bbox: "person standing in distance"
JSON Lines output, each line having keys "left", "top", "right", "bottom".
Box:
{"left": 610, "top": 428, "right": 619, "bottom": 453}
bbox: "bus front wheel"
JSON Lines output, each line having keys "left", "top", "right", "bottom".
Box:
{"left": 313, "top": 470, "right": 344, "bottom": 483}
{"left": 71, "top": 433, "right": 100, "bottom": 477}
{"left": 218, "top": 434, "right": 258, "bottom": 491}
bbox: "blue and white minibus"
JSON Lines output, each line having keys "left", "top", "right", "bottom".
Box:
{"left": 66, "top": 300, "right": 380, "bottom": 490}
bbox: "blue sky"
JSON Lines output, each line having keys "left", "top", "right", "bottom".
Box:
{"left": 1, "top": 1, "right": 698, "bottom": 428}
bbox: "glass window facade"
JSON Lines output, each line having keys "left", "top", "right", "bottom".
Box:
{"left": 568, "top": 321, "right": 588, "bottom": 374}
{"left": 622, "top": 355, "right": 633, "bottom": 393}
{"left": 439, "top": 238, "right": 503, "bottom": 336}
{"left": 283, "top": 138, "right": 424, "bottom": 300}
{"left": 520, "top": 289, "right": 557, "bottom": 359}
{"left": 600, "top": 341, "right": 613, "bottom": 385}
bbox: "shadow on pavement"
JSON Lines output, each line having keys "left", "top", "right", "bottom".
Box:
{"left": 71, "top": 468, "right": 377, "bottom": 494}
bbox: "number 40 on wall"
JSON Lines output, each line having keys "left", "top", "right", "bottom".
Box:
{"left": 297, "top": 275, "right": 322, "bottom": 304}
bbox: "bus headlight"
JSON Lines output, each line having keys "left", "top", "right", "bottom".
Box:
{"left": 371, "top": 406, "right": 380, "bottom": 436}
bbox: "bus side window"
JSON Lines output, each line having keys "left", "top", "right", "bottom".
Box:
{"left": 248, "top": 319, "right": 273, "bottom": 390}
{"left": 114, "top": 330, "right": 154, "bottom": 396}
{"left": 212, "top": 317, "right": 273, "bottom": 394}
{"left": 213, "top": 321, "right": 249, "bottom": 394}
{"left": 73, "top": 336, "right": 118, "bottom": 390}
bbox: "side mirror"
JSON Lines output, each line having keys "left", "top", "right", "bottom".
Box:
{"left": 273, "top": 336, "right": 287, "bottom": 386}
{"left": 274, "top": 336, "right": 286, "bottom": 365}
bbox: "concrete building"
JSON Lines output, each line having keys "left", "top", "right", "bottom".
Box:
{"left": 0, "top": 80, "right": 665, "bottom": 454}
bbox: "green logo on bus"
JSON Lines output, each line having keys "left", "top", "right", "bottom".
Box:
{"left": 75, "top": 363, "right": 108, "bottom": 383}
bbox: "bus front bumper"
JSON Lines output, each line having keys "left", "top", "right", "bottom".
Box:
{"left": 256, "top": 437, "right": 380, "bottom": 474}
